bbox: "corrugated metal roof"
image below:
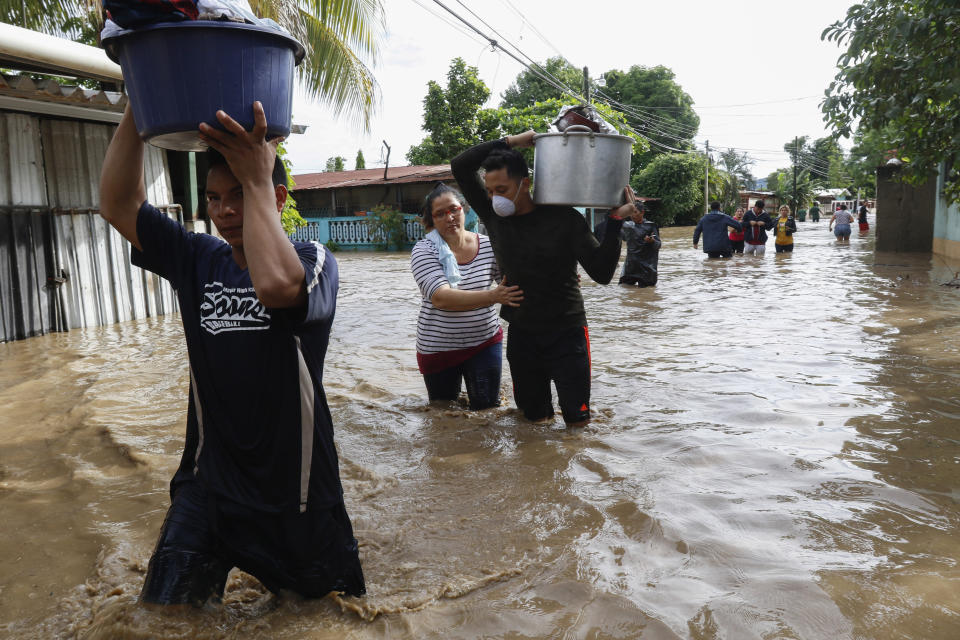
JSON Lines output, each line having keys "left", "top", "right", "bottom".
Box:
{"left": 0, "top": 112, "right": 48, "bottom": 206}
{"left": 0, "top": 72, "right": 126, "bottom": 120}
{"left": 41, "top": 119, "right": 171, "bottom": 209}
{"left": 292, "top": 165, "right": 453, "bottom": 191}
{"left": 2, "top": 111, "right": 172, "bottom": 209}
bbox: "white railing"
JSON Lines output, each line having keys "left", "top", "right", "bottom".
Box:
{"left": 291, "top": 215, "right": 425, "bottom": 247}
{"left": 329, "top": 218, "right": 376, "bottom": 244}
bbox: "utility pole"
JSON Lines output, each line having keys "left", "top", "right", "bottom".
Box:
{"left": 792, "top": 136, "right": 799, "bottom": 211}
{"left": 704, "top": 140, "right": 710, "bottom": 213}
{"left": 381, "top": 140, "right": 391, "bottom": 181}
{"left": 582, "top": 66, "right": 590, "bottom": 105}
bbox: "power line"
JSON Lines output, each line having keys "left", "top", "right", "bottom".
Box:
{"left": 431, "top": 0, "right": 585, "bottom": 104}
{"left": 497, "top": 0, "right": 567, "bottom": 61}
{"left": 414, "top": 1, "right": 823, "bottom": 171}
{"left": 429, "top": 0, "right": 702, "bottom": 156}
{"left": 641, "top": 95, "right": 823, "bottom": 110}
{"left": 598, "top": 92, "right": 700, "bottom": 138}
{"left": 407, "top": 0, "right": 487, "bottom": 46}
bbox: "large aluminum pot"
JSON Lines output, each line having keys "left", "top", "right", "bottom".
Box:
{"left": 532, "top": 125, "right": 633, "bottom": 208}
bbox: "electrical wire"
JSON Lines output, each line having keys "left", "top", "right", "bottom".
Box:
{"left": 643, "top": 95, "right": 823, "bottom": 110}
{"left": 407, "top": 0, "right": 487, "bottom": 46}
{"left": 414, "top": 1, "right": 831, "bottom": 175}
{"left": 431, "top": 0, "right": 586, "bottom": 104}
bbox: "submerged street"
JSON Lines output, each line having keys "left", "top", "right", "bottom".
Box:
{"left": 2, "top": 220, "right": 960, "bottom": 639}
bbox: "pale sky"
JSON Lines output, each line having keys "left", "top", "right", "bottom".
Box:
{"left": 283, "top": 0, "right": 856, "bottom": 179}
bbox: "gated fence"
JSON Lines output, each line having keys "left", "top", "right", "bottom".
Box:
{"left": 289, "top": 214, "right": 425, "bottom": 249}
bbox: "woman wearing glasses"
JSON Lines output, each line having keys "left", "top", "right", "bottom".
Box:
{"left": 410, "top": 183, "right": 523, "bottom": 409}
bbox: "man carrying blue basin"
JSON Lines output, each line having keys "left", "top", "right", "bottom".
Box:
{"left": 98, "top": 103, "right": 365, "bottom": 606}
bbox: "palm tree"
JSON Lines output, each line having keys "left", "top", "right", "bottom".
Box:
{"left": 249, "top": 0, "right": 382, "bottom": 129}
{"left": 773, "top": 168, "right": 815, "bottom": 212}
{"left": 0, "top": 0, "right": 89, "bottom": 37}
{"left": 717, "top": 148, "right": 755, "bottom": 209}
{"left": 1, "top": 0, "right": 384, "bottom": 129}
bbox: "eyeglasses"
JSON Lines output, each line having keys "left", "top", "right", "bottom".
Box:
{"left": 432, "top": 204, "right": 463, "bottom": 218}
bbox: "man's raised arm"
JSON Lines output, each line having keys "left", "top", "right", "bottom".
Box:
{"left": 451, "top": 138, "right": 508, "bottom": 222}
{"left": 99, "top": 105, "right": 146, "bottom": 250}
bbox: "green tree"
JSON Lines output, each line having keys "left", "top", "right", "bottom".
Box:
{"left": 602, "top": 65, "right": 700, "bottom": 167}
{"left": 406, "top": 57, "right": 497, "bottom": 165}
{"left": 810, "top": 137, "right": 844, "bottom": 184}
{"left": 716, "top": 148, "right": 755, "bottom": 208}
{"left": 822, "top": 0, "right": 960, "bottom": 202}
{"left": 325, "top": 156, "right": 346, "bottom": 172}
{"left": 632, "top": 153, "right": 710, "bottom": 226}
{"left": 276, "top": 142, "right": 305, "bottom": 233}
{"left": 407, "top": 59, "right": 647, "bottom": 171}
{"left": 766, "top": 171, "right": 781, "bottom": 193}
{"left": 6, "top": 0, "right": 385, "bottom": 130}
{"left": 828, "top": 153, "right": 850, "bottom": 190}
{"left": 481, "top": 97, "right": 645, "bottom": 167}
{"left": 844, "top": 126, "right": 899, "bottom": 197}
{"left": 355, "top": 149, "right": 366, "bottom": 169}
{"left": 366, "top": 204, "right": 406, "bottom": 250}
{"left": 772, "top": 168, "right": 816, "bottom": 212}
{"left": 499, "top": 56, "right": 583, "bottom": 108}
{"left": 0, "top": 0, "right": 94, "bottom": 40}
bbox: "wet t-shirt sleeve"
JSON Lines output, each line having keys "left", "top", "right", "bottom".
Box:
{"left": 130, "top": 201, "right": 203, "bottom": 289}
{"left": 295, "top": 241, "right": 339, "bottom": 327}
{"left": 410, "top": 240, "right": 449, "bottom": 301}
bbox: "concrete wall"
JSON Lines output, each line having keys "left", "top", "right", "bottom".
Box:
{"left": 933, "top": 162, "right": 960, "bottom": 262}
{"left": 875, "top": 164, "right": 936, "bottom": 253}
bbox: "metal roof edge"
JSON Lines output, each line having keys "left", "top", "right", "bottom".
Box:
{"left": 0, "top": 94, "right": 122, "bottom": 123}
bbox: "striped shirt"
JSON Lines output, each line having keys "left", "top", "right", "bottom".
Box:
{"left": 411, "top": 233, "right": 501, "bottom": 354}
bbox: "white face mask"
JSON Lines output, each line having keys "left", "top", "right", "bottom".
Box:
{"left": 491, "top": 183, "right": 524, "bottom": 217}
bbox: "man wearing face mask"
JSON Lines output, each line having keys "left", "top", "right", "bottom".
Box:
{"left": 451, "top": 130, "right": 635, "bottom": 426}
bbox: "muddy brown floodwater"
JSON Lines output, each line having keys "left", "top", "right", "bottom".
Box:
{"left": 2, "top": 221, "right": 960, "bottom": 639}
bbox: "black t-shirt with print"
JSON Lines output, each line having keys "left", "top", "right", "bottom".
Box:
{"left": 132, "top": 203, "right": 343, "bottom": 514}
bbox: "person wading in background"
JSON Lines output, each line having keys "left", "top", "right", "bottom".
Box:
{"left": 618, "top": 201, "right": 661, "bottom": 287}
{"left": 693, "top": 201, "right": 742, "bottom": 259}
{"left": 773, "top": 204, "right": 798, "bottom": 253}
{"left": 729, "top": 207, "right": 746, "bottom": 254}
{"left": 98, "top": 103, "right": 365, "bottom": 607}
{"left": 741, "top": 200, "right": 774, "bottom": 256}
{"left": 830, "top": 203, "right": 855, "bottom": 243}
{"left": 451, "top": 130, "right": 636, "bottom": 427}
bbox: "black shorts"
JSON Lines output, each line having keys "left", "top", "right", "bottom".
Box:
{"left": 141, "top": 479, "right": 365, "bottom": 606}
{"left": 775, "top": 243, "right": 794, "bottom": 253}
{"left": 730, "top": 240, "right": 744, "bottom": 253}
{"left": 506, "top": 325, "right": 591, "bottom": 424}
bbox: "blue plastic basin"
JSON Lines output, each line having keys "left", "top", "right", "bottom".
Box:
{"left": 103, "top": 21, "right": 305, "bottom": 151}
